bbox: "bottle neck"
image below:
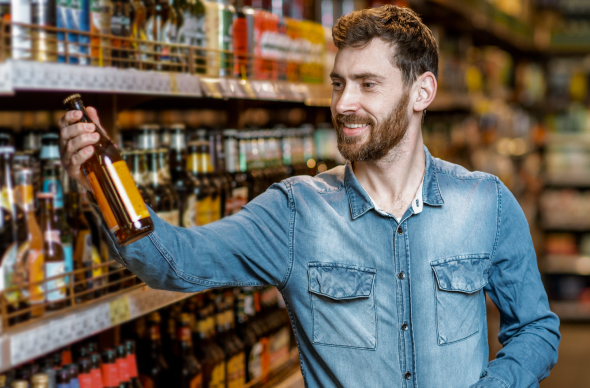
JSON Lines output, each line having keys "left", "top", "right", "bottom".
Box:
{"left": 225, "top": 137, "right": 238, "bottom": 173}
{"left": 40, "top": 199, "right": 56, "bottom": 231}
{"left": 147, "top": 151, "right": 161, "bottom": 185}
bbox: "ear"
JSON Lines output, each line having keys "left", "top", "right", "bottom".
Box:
{"left": 412, "top": 72, "right": 437, "bottom": 113}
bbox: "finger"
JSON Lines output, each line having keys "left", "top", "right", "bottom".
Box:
{"left": 60, "top": 122, "right": 96, "bottom": 151}
{"left": 58, "top": 110, "right": 83, "bottom": 129}
{"left": 70, "top": 145, "right": 95, "bottom": 168}
{"left": 65, "top": 132, "right": 100, "bottom": 156}
{"left": 85, "top": 106, "right": 101, "bottom": 126}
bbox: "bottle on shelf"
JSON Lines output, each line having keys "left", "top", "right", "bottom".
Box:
{"left": 56, "top": 367, "right": 70, "bottom": 388}
{"left": 66, "top": 363, "right": 80, "bottom": 388}
{"left": 0, "top": 146, "right": 29, "bottom": 325}
{"left": 14, "top": 168, "right": 45, "bottom": 317}
{"left": 116, "top": 344, "right": 131, "bottom": 388}
{"left": 185, "top": 140, "right": 215, "bottom": 227}
{"left": 31, "top": 373, "right": 50, "bottom": 388}
{"left": 38, "top": 192, "right": 66, "bottom": 312}
{"left": 209, "top": 130, "right": 232, "bottom": 219}
{"left": 196, "top": 130, "right": 222, "bottom": 223}
{"left": 11, "top": 380, "right": 28, "bottom": 388}
{"left": 217, "top": 291, "right": 246, "bottom": 387}
{"left": 63, "top": 94, "right": 154, "bottom": 246}
{"left": 174, "top": 313, "right": 203, "bottom": 388}
{"left": 90, "top": 0, "right": 114, "bottom": 67}
{"left": 101, "top": 349, "right": 120, "bottom": 388}
{"left": 168, "top": 124, "right": 195, "bottom": 227}
{"left": 89, "top": 350, "right": 104, "bottom": 388}
{"left": 122, "top": 149, "right": 155, "bottom": 211}
{"left": 193, "top": 296, "right": 225, "bottom": 388}
{"left": 123, "top": 340, "right": 143, "bottom": 388}
{"left": 111, "top": 0, "right": 135, "bottom": 68}
{"left": 138, "top": 312, "right": 169, "bottom": 388}
{"left": 223, "top": 130, "right": 248, "bottom": 215}
{"left": 77, "top": 358, "right": 93, "bottom": 388}
{"left": 31, "top": 0, "right": 58, "bottom": 62}
{"left": 131, "top": 0, "right": 148, "bottom": 63}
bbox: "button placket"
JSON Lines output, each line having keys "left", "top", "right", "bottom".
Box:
{"left": 396, "top": 219, "right": 415, "bottom": 387}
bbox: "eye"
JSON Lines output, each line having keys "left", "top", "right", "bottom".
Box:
{"left": 331, "top": 81, "right": 343, "bottom": 89}
{"left": 363, "top": 82, "right": 375, "bottom": 88}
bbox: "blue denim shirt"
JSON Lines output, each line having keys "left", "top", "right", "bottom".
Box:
{"left": 106, "top": 146, "right": 560, "bottom": 388}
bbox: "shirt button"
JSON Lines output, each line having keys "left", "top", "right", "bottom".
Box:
{"left": 401, "top": 323, "right": 408, "bottom": 331}
{"left": 405, "top": 372, "right": 412, "bottom": 380}
{"left": 397, "top": 226, "right": 403, "bottom": 234}
{"left": 398, "top": 271, "right": 406, "bottom": 279}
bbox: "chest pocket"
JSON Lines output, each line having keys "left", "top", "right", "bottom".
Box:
{"left": 308, "top": 262, "right": 377, "bottom": 350}
{"left": 431, "top": 254, "right": 490, "bottom": 346}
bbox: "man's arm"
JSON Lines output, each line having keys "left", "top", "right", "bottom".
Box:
{"left": 99, "top": 182, "right": 295, "bottom": 292}
{"left": 471, "top": 180, "right": 560, "bottom": 388}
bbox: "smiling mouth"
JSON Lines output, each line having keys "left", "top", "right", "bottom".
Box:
{"left": 343, "top": 123, "right": 369, "bottom": 129}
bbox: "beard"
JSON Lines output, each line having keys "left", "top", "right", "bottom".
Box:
{"left": 332, "top": 89, "right": 410, "bottom": 162}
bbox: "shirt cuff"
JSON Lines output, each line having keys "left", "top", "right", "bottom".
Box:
{"left": 469, "top": 376, "right": 510, "bottom": 388}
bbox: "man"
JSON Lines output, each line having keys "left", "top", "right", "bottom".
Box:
{"left": 60, "top": 5, "right": 559, "bottom": 387}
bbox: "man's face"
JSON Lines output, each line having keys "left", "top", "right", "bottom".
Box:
{"left": 330, "top": 38, "right": 411, "bottom": 162}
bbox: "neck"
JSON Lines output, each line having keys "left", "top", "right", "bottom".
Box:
{"left": 352, "top": 126, "right": 425, "bottom": 219}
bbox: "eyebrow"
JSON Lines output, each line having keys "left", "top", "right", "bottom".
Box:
{"left": 330, "top": 71, "right": 385, "bottom": 80}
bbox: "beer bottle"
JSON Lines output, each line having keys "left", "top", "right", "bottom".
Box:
{"left": 235, "top": 288, "right": 256, "bottom": 383}
{"left": 155, "top": 0, "right": 179, "bottom": 69}
{"left": 222, "top": 130, "right": 248, "bottom": 215}
{"left": 90, "top": 0, "right": 113, "bottom": 67}
{"left": 89, "top": 352, "right": 104, "bottom": 388}
{"left": 222, "top": 292, "right": 246, "bottom": 387}
{"left": 10, "top": 381, "right": 28, "bottom": 388}
{"left": 138, "top": 312, "right": 169, "bottom": 388}
{"left": 63, "top": 94, "right": 154, "bottom": 246}
{"left": 195, "top": 130, "right": 221, "bottom": 223}
{"left": 55, "top": 368, "right": 70, "bottom": 388}
{"left": 131, "top": 0, "right": 148, "bottom": 63}
{"left": 185, "top": 141, "right": 212, "bottom": 227}
{"left": 66, "top": 364, "right": 80, "bottom": 388}
{"left": 16, "top": 170, "right": 43, "bottom": 317}
{"left": 31, "top": 373, "right": 50, "bottom": 388}
{"left": 124, "top": 340, "right": 143, "bottom": 388}
{"left": 101, "top": 350, "right": 120, "bottom": 388}
{"left": 175, "top": 313, "right": 203, "bottom": 388}
{"left": 77, "top": 358, "right": 93, "bottom": 388}
{"left": 31, "top": 0, "right": 58, "bottom": 62}
{"left": 168, "top": 124, "right": 194, "bottom": 227}
{"left": 38, "top": 193, "right": 66, "bottom": 311}
{"left": 210, "top": 130, "right": 232, "bottom": 218}
{"left": 111, "top": 0, "right": 135, "bottom": 68}
{"left": 205, "top": 298, "right": 226, "bottom": 388}
{"left": 0, "top": 146, "right": 29, "bottom": 324}
{"left": 41, "top": 161, "right": 73, "bottom": 284}
{"left": 116, "top": 344, "right": 131, "bottom": 388}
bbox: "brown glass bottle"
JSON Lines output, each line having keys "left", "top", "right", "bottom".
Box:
{"left": 123, "top": 149, "right": 156, "bottom": 210}
{"left": 174, "top": 313, "right": 203, "bottom": 388}
{"left": 223, "top": 130, "right": 248, "bottom": 215}
{"left": 186, "top": 141, "right": 216, "bottom": 227}
{"left": 221, "top": 291, "right": 246, "bottom": 387}
{"left": 124, "top": 340, "right": 143, "bottom": 388}
{"left": 63, "top": 94, "right": 154, "bottom": 246}
{"left": 102, "top": 349, "right": 120, "bottom": 388}
{"left": 15, "top": 168, "right": 45, "bottom": 317}
{"left": 38, "top": 192, "right": 66, "bottom": 312}
{"left": 168, "top": 124, "right": 195, "bottom": 227}
{"left": 194, "top": 296, "right": 226, "bottom": 388}
{"left": 138, "top": 312, "right": 169, "bottom": 388}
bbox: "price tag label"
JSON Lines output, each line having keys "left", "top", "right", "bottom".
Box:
{"left": 110, "top": 296, "right": 131, "bottom": 326}
{"left": 201, "top": 78, "right": 223, "bottom": 98}
{"left": 169, "top": 73, "right": 179, "bottom": 94}
{"left": 11, "top": 330, "right": 35, "bottom": 365}
{"left": 216, "top": 78, "right": 233, "bottom": 98}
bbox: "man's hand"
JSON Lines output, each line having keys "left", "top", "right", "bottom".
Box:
{"left": 58, "top": 106, "right": 102, "bottom": 191}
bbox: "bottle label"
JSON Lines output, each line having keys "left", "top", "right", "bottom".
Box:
{"left": 90, "top": 367, "right": 103, "bottom": 388}
{"left": 178, "top": 326, "right": 191, "bottom": 342}
{"left": 44, "top": 230, "right": 61, "bottom": 244}
{"left": 139, "top": 376, "right": 154, "bottom": 388}
{"left": 195, "top": 197, "right": 211, "bottom": 226}
{"left": 42, "top": 178, "right": 64, "bottom": 209}
{"left": 87, "top": 171, "right": 120, "bottom": 232}
{"left": 209, "top": 362, "right": 226, "bottom": 388}
{"left": 62, "top": 348, "right": 73, "bottom": 365}
{"left": 45, "top": 261, "right": 66, "bottom": 302}
{"left": 183, "top": 196, "right": 196, "bottom": 228}
{"left": 57, "top": 383, "right": 70, "bottom": 388}
{"left": 269, "top": 327, "right": 291, "bottom": 364}
{"left": 157, "top": 209, "right": 180, "bottom": 227}
{"left": 126, "top": 353, "right": 138, "bottom": 378}
{"left": 91, "top": 245, "right": 104, "bottom": 280}
{"left": 78, "top": 372, "right": 93, "bottom": 388}
{"left": 102, "top": 363, "right": 119, "bottom": 387}
{"left": 227, "top": 352, "right": 245, "bottom": 388}
{"left": 190, "top": 373, "right": 203, "bottom": 388}
{"left": 63, "top": 241, "right": 73, "bottom": 276}
{"left": 231, "top": 187, "right": 248, "bottom": 215}
{"left": 106, "top": 160, "right": 151, "bottom": 222}
{"left": 76, "top": 230, "right": 93, "bottom": 265}
{"left": 248, "top": 342, "right": 263, "bottom": 380}
{"left": 1, "top": 243, "right": 18, "bottom": 303}
{"left": 70, "top": 376, "right": 80, "bottom": 388}
{"left": 28, "top": 248, "right": 44, "bottom": 311}
{"left": 116, "top": 357, "right": 130, "bottom": 382}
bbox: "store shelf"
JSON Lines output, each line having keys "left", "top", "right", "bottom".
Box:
{"left": 546, "top": 133, "right": 590, "bottom": 145}
{"left": 0, "top": 60, "right": 316, "bottom": 103}
{"left": 545, "top": 255, "right": 590, "bottom": 275}
{"left": 545, "top": 172, "right": 590, "bottom": 188}
{"left": 0, "top": 285, "right": 197, "bottom": 372}
{"left": 550, "top": 301, "right": 590, "bottom": 321}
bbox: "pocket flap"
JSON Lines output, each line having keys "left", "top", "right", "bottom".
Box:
{"left": 308, "top": 262, "right": 376, "bottom": 300}
{"left": 431, "top": 254, "right": 490, "bottom": 294}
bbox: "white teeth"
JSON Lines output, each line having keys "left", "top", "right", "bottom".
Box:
{"left": 344, "top": 123, "right": 368, "bottom": 129}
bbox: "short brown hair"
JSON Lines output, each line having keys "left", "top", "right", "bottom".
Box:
{"left": 332, "top": 5, "right": 438, "bottom": 87}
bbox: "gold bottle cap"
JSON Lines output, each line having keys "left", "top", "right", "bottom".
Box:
{"left": 63, "top": 93, "right": 82, "bottom": 105}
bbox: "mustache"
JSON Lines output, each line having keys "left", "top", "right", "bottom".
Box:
{"left": 333, "top": 114, "right": 375, "bottom": 126}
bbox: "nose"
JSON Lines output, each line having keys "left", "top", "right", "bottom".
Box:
{"left": 332, "top": 83, "right": 361, "bottom": 115}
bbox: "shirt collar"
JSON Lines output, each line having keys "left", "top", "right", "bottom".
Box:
{"left": 344, "top": 145, "right": 444, "bottom": 220}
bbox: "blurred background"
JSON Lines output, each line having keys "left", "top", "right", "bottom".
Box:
{"left": 0, "top": 0, "right": 588, "bottom": 387}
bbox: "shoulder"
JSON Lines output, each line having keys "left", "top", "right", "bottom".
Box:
{"left": 432, "top": 156, "right": 497, "bottom": 182}
{"left": 282, "top": 165, "right": 346, "bottom": 194}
